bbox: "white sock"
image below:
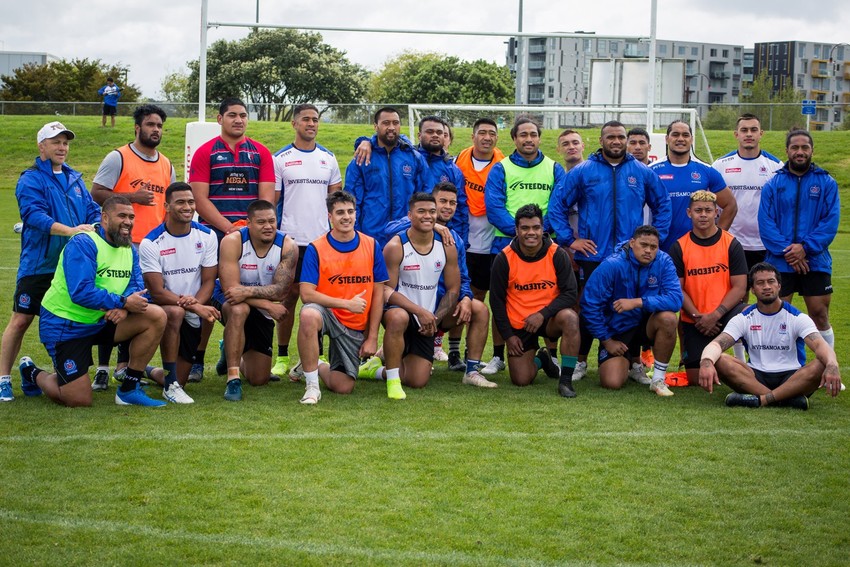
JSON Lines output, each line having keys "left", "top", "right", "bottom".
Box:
{"left": 386, "top": 367, "right": 400, "bottom": 382}
{"left": 820, "top": 327, "right": 835, "bottom": 349}
{"left": 97, "top": 365, "right": 109, "bottom": 373}
{"left": 0, "top": 375, "right": 10, "bottom": 383}
{"left": 733, "top": 341, "right": 746, "bottom": 361}
{"left": 652, "top": 361, "right": 669, "bottom": 384}
{"left": 304, "top": 369, "right": 319, "bottom": 388}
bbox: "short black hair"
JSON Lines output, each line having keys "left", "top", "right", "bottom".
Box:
{"left": 408, "top": 191, "right": 436, "bottom": 210}
{"left": 666, "top": 120, "right": 692, "bottom": 135}
{"left": 510, "top": 114, "right": 541, "bottom": 138}
{"left": 627, "top": 127, "right": 649, "bottom": 141}
{"left": 418, "top": 115, "right": 447, "bottom": 131}
{"left": 293, "top": 103, "right": 319, "bottom": 119}
{"left": 748, "top": 262, "right": 781, "bottom": 288}
{"left": 326, "top": 190, "right": 356, "bottom": 213}
{"left": 515, "top": 203, "right": 543, "bottom": 226}
{"left": 247, "top": 199, "right": 276, "bottom": 218}
{"left": 786, "top": 128, "right": 813, "bottom": 148}
{"left": 373, "top": 106, "right": 400, "bottom": 124}
{"left": 219, "top": 98, "right": 247, "bottom": 115}
{"left": 601, "top": 120, "right": 626, "bottom": 136}
{"left": 133, "top": 104, "right": 167, "bottom": 126}
{"left": 165, "top": 182, "right": 193, "bottom": 202}
{"left": 432, "top": 181, "right": 457, "bottom": 196}
{"left": 631, "top": 224, "right": 660, "bottom": 241}
{"left": 102, "top": 195, "right": 132, "bottom": 213}
{"left": 473, "top": 118, "right": 497, "bottom": 133}
{"left": 736, "top": 113, "right": 761, "bottom": 128}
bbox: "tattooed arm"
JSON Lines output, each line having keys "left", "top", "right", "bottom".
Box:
{"left": 804, "top": 332, "right": 842, "bottom": 397}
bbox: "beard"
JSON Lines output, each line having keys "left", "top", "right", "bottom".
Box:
{"left": 602, "top": 146, "right": 625, "bottom": 160}
{"left": 139, "top": 130, "right": 161, "bottom": 149}
{"left": 789, "top": 157, "right": 811, "bottom": 174}
{"left": 107, "top": 225, "right": 133, "bottom": 247}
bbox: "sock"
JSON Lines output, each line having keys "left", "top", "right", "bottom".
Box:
{"left": 533, "top": 355, "right": 543, "bottom": 371}
{"left": 386, "top": 367, "right": 400, "bottom": 382}
{"left": 163, "top": 362, "right": 177, "bottom": 387}
{"left": 652, "top": 361, "right": 669, "bottom": 384}
{"left": 434, "top": 334, "right": 443, "bottom": 348}
{"left": 120, "top": 368, "right": 143, "bottom": 392}
{"left": 278, "top": 345, "right": 289, "bottom": 358}
{"left": 493, "top": 344, "right": 505, "bottom": 360}
{"left": 820, "top": 327, "right": 835, "bottom": 349}
{"left": 732, "top": 341, "right": 746, "bottom": 361}
{"left": 449, "top": 338, "right": 461, "bottom": 355}
{"left": 465, "top": 359, "right": 480, "bottom": 374}
{"left": 116, "top": 341, "right": 130, "bottom": 364}
{"left": 98, "top": 345, "right": 112, "bottom": 366}
{"left": 194, "top": 350, "right": 206, "bottom": 364}
{"left": 304, "top": 369, "right": 319, "bottom": 388}
{"left": 376, "top": 366, "right": 386, "bottom": 380}
{"left": 548, "top": 347, "right": 557, "bottom": 359}
{"left": 318, "top": 337, "right": 324, "bottom": 357}
{"left": 0, "top": 374, "right": 10, "bottom": 383}
{"left": 560, "top": 355, "right": 577, "bottom": 384}
{"left": 97, "top": 365, "right": 109, "bottom": 373}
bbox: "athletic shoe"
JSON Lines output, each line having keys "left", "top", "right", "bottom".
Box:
{"left": 288, "top": 361, "right": 305, "bottom": 382}
{"left": 112, "top": 367, "right": 127, "bottom": 385}
{"left": 841, "top": 382, "right": 847, "bottom": 392}
{"left": 91, "top": 369, "right": 110, "bottom": 391}
{"left": 162, "top": 382, "right": 194, "bottom": 404}
{"left": 224, "top": 379, "right": 242, "bottom": 402}
{"left": 18, "top": 357, "right": 43, "bottom": 397}
{"left": 628, "top": 362, "right": 652, "bottom": 385}
{"left": 386, "top": 378, "right": 406, "bottom": 400}
{"left": 650, "top": 380, "right": 674, "bottom": 397}
{"left": 462, "top": 370, "right": 497, "bottom": 388}
{"left": 187, "top": 363, "right": 204, "bottom": 384}
{"left": 215, "top": 339, "right": 227, "bottom": 376}
{"left": 640, "top": 348, "right": 654, "bottom": 367}
{"left": 571, "top": 361, "right": 588, "bottom": 382}
{"left": 300, "top": 384, "right": 321, "bottom": 405}
{"left": 558, "top": 379, "right": 577, "bottom": 398}
{"left": 724, "top": 392, "right": 761, "bottom": 408}
{"left": 777, "top": 395, "right": 809, "bottom": 411}
{"left": 358, "top": 356, "right": 382, "bottom": 380}
{"left": 271, "top": 356, "right": 289, "bottom": 379}
{"left": 479, "top": 356, "right": 505, "bottom": 375}
{"left": 537, "top": 348, "right": 560, "bottom": 379}
{"left": 115, "top": 383, "right": 166, "bottom": 407}
{"left": 0, "top": 379, "right": 13, "bottom": 402}
{"left": 433, "top": 346, "right": 448, "bottom": 362}
{"left": 447, "top": 351, "right": 466, "bottom": 372}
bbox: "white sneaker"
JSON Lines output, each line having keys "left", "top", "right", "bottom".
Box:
{"left": 628, "top": 362, "right": 652, "bottom": 385}
{"left": 300, "top": 384, "right": 321, "bottom": 405}
{"left": 462, "top": 370, "right": 498, "bottom": 388}
{"left": 162, "top": 382, "right": 194, "bottom": 404}
{"left": 433, "top": 347, "right": 448, "bottom": 362}
{"left": 571, "top": 361, "right": 588, "bottom": 382}
{"left": 650, "top": 380, "right": 674, "bottom": 397}
{"left": 289, "top": 362, "right": 305, "bottom": 382}
{"left": 479, "top": 356, "right": 505, "bottom": 375}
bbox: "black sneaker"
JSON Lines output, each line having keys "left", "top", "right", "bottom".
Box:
{"left": 447, "top": 351, "right": 465, "bottom": 372}
{"left": 92, "top": 369, "right": 109, "bottom": 391}
{"left": 725, "top": 392, "right": 761, "bottom": 408}
{"left": 777, "top": 395, "right": 809, "bottom": 411}
{"left": 558, "top": 378, "right": 577, "bottom": 398}
{"left": 537, "top": 348, "right": 559, "bottom": 379}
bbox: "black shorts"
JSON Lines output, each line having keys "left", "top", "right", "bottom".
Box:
{"left": 743, "top": 250, "right": 767, "bottom": 272}
{"left": 596, "top": 314, "right": 651, "bottom": 366}
{"left": 52, "top": 323, "right": 117, "bottom": 385}
{"left": 753, "top": 368, "right": 795, "bottom": 390}
{"left": 510, "top": 317, "right": 557, "bottom": 353}
{"left": 576, "top": 260, "right": 601, "bottom": 290}
{"left": 103, "top": 104, "right": 117, "bottom": 116}
{"left": 214, "top": 299, "right": 275, "bottom": 357}
{"left": 779, "top": 271, "right": 833, "bottom": 297}
{"left": 402, "top": 314, "right": 434, "bottom": 363}
{"left": 466, "top": 252, "right": 494, "bottom": 292}
{"left": 295, "top": 245, "right": 308, "bottom": 283}
{"left": 13, "top": 274, "right": 53, "bottom": 315}
{"left": 178, "top": 320, "right": 202, "bottom": 363}
{"left": 681, "top": 306, "right": 743, "bottom": 369}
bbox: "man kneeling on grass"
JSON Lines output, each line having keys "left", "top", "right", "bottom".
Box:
{"left": 699, "top": 262, "right": 841, "bottom": 410}
{"left": 489, "top": 204, "right": 580, "bottom": 397}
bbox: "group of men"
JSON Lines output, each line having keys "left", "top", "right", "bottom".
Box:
{"left": 0, "top": 100, "right": 841, "bottom": 410}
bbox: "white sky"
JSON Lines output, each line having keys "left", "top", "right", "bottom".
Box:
{"left": 2, "top": 0, "right": 848, "bottom": 98}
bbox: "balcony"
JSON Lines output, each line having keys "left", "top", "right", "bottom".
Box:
{"left": 528, "top": 44, "right": 546, "bottom": 54}
{"left": 528, "top": 60, "right": 546, "bottom": 70}
{"left": 709, "top": 71, "right": 731, "bottom": 80}
{"left": 527, "top": 77, "right": 545, "bottom": 85}
{"left": 843, "top": 92, "right": 850, "bottom": 110}
{"left": 811, "top": 59, "right": 829, "bottom": 78}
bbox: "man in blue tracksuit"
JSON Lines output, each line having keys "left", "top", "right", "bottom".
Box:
{"left": 98, "top": 77, "right": 122, "bottom": 127}
{"left": 0, "top": 122, "right": 101, "bottom": 402}
{"left": 344, "top": 107, "right": 427, "bottom": 248}
{"left": 758, "top": 128, "right": 840, "bottom": 350}
{"left": 580, "top": 226, "right": 682, "bottom": 396}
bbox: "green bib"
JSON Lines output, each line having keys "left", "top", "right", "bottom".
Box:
{"left": 42, "top": 231, "right": 134, "bottom": 324}
{"left": 495, "top": 155, "right": 556, "bottom": 237}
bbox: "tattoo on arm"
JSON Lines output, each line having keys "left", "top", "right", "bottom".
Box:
{"left": 716, "top": 334, "right": 735, "bottom": 351}
{"left": 434, "top": 291, "right": 458, "bottom": 322}
{"left": 804, "top": 331, "right": 822, "bottom": 344}
{"left": 249, "top": 244, "right": 297, "bottom": 301}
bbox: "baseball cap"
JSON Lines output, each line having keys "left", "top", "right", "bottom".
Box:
{"left": 37, "top": 121, "right": 76, "bottom": 144}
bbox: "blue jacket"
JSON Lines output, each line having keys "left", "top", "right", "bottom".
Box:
{"left": 580, "top": 241, "right": 682, "bottom": 341}
{"left": 345, "top": 135, "right": 427, "bottom": 248}
{"left": 415, "top": 145, "right": 469, "bottom": 246}
{"left": 384, "top": 217, "right": 472, "bottom": 302}
{"left": 98, "top": 84, "right": 122, "bottom": 106}
{"left": 15, "top": 157, "right": 101, "bottom": 279}
{"left": 549, "top": 151, "right": 671, "bottom": 261}
{"left": 758, "top": 163, "right": 840, "bottom": 274}
{"left": 484, "top": 150, "right": 565, "bottom": 236}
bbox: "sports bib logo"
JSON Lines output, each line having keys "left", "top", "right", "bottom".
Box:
{"left": 725, "top": 168, "right": 741, "bottom": 173}
{"left": 64, "top": 359, "right": 77, "bottom": 374}
{"left": 266, "top": 264, "right": 275, "bottom": 273}
{"left": 778, "top": 323, "right": 787, "bottom": 335}
{"left": 195, "top": 241, "right": 203, "bottom": 252}
{"left": 160, "top": 248, "right": 176, "bottom": 256}
{"left": 284, "top": 160, "right": 302, "bottom": 167}
{"left": 241, "top": 263, "right": 258, "bottom": 270}
{"left": 403, "top": 264, "right": 420, "bottom": 271}
{"left": 750, "top": 325, "right": 762, "bottom": 331}
{"left": 691, "top": 171, "right": 701, "bottom": 181}
{"left": 18, "top": 294, "right": 31, "bottom": 307}
{"left": 659, "top": 174, "right": 674, "bottom": 180}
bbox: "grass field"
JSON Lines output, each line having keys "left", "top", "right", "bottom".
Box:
{"left": 0, "top": 116, "right": 848, "bottom": 566}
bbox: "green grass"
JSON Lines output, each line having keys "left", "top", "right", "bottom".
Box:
{"left": 1, "top": 116, "right": 849, "bottom": 566}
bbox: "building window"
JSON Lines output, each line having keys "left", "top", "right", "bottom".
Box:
{"left": 797, "top": 74, "right": 805, "bottom": 88}
{"left": 548, "top": 86, "right": 555, "bottom": 98}
{"left": 798, "top": 43, "right": 806, "bottom": 58}
{"left": 598, "top": 39, "right": 607, "bottom": 52}
{"left": 611, "top": 41, "right": 618, "bottom": 54}
{"left": 549, "top": 69, "right": 555, "bottom": 81}
{"left": 710, "top": 48, "right": 718, "bottom": 57}
{"left": 658, "top": 44, "right": 667, "bottom": 55}
{"left": 722, "top": 49, "right": 729, "bottom": 58}
{"left": 814, "top": 44, "right": 820, "bottom": 58}
{"left": 583, "top": 39, "right": 592, "bottom": 52}
{"left": 691, "top": 47, "right": 699, "bottom": 56}
{"left": 678, "top": 46, "right": 686, "bottom": 56}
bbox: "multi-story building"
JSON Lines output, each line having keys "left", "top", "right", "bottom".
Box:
{"left": 0, "top": 51, "right": 59, "bottom": 85}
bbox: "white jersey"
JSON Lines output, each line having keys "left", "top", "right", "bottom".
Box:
{"left": 397, "top": 230, "right": 446, "bottom": 314}
{"left": 468, "top": 214, "right": 495, "bottom": 254}
{"left": 723, "top": 302, "right": 818, "bottom": 373}
{"left": 273, "top": 143, "right": 341, "bottom": 245}
{"left": 235, "top": 227, "right": 285, "bottom": 319}
{"left": 139, "top": 222, "right": 218, "bottom": 327}
{"left": 712, "top": 150, "right": 783, "bottom": 251}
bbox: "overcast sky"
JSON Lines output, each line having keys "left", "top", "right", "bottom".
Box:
{"left": 2, "top": 0, "right": 848, "bottom": 98}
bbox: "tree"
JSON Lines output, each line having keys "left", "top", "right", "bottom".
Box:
{"left": 187, "top": 29, "right": 368, "bottom": 121}
{"left": 741, "top": 70, "right": 803, "bottom": 131}
{"left": 0, "top": 58, "right": 141, "bottom": 114}
{"left": 158, "top": 69, "right": 194, "bottom": 117}
{"left": 367, "top": 51, "right": 514, "bottom": 106}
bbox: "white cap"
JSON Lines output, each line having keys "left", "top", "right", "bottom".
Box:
{"left": 37, "top": 121, "right": 76, "bottom": 144}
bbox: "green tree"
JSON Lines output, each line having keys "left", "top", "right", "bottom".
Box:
{"left": 188, "top": 29, "right": 368, "bottom": 121}
{"left": 158, "top": 69, "right": 194, "bottom": 117}
{"left": 0, "top": 58, "right": 141, "bottom": 114}
{"left": 741, "top": 70, "right": 803, "bottom": 131}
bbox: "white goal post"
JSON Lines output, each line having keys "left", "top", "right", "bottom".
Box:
{"left": 408, "top": 104, "right": 712, "bottom": 163}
